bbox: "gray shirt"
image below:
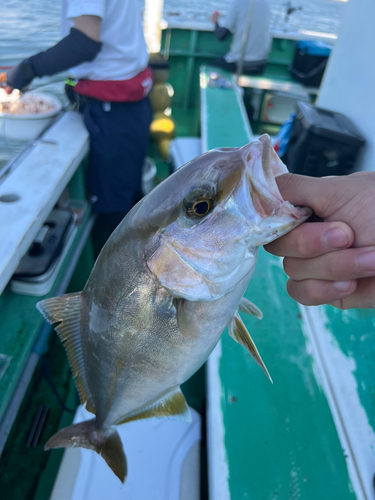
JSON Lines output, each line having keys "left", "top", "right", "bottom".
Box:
{"left": 222, "top": 0, "right": 271, "bottom": 63}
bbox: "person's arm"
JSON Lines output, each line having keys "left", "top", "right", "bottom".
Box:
{"left": 264, "top": 172, "right": 375, "bottom": 309}
{"left": 74, "top": 15, "right": 101, "bottom": 41}
{"left": 6, "top": 15, "right": 102, "bottom": 92}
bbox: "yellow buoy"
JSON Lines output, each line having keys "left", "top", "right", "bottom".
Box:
{"left": 150, "top": 113, "right": 175, "bottom": 142}
{"left": 148, "top": 83, "right": 174, "bottom": 113}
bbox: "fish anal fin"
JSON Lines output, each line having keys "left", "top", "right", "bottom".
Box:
{"left": 118, "top": 387, "right": 191, "bottom": 425}
{"left": 228, "top": 312, "right": 272, "bottom": 383}
{"left": 174, "top": 298, "right": 200, "bottom": 339}
{"left": 239, "top": 297, "right": 263, "bottom": 319}
{"left": 37, "top": 293, "right": 96, "bottom": 413}
{"left": 45, "top": 419, "right": 127, "bottom": 483}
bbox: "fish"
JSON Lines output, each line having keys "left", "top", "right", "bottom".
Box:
{"left": 37, "top": 134, "right": 311, "bottom": 482}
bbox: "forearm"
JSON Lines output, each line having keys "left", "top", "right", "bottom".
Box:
{"left": 6, "top": 28, "right": 102, "bottom": 90}
{"left": 30, "top": 28, "right": 102, "bottom": 77}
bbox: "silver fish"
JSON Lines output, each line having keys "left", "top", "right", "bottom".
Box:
{"left": 37, "top": 134, "right": 311, "bottom": 482}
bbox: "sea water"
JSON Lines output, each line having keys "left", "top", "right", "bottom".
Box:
{"left": 0, "top": 0, "right": 346, "bottom": 171}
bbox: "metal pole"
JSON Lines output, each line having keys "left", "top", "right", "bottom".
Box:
{"left": 236, "top": 0, "right": 257, "bottom": 80}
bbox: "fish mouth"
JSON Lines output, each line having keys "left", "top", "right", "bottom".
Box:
{"left": 235, "top": 134, "right": 312, "bottom": 246}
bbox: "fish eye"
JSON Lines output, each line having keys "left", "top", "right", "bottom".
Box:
{"left": 184, "top": 188, "right": 215, "bottom": 219}
{"left": 189, "top": 197, "right": 212, "bottom": 217}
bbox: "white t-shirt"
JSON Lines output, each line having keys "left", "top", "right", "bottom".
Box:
{"left": 61, "top": 0, "right": 149, "bottom": 81}
{"left": 222, "top": 0, "right": 271, "bottom": 63}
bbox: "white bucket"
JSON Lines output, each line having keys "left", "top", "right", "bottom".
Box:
{"left": 142, "top": 156, "right": 157, "bottom": 195}
{"left": 0, "top": 91, "right": 62, "bottom": 141}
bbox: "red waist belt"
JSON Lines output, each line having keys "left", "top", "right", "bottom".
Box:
{"left": 73, "top": 66, "right": 154, "bottom": 102}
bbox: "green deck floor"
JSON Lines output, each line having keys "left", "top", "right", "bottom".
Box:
{"left": 200, "top": 64, "right": 371, "bottom": 499}
{"left": 219, "top": 249, "right": 356, "bottom": 499}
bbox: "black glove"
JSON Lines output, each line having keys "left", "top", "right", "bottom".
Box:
{"left": 6, "top": 59, "right": 36, "bottom": 91}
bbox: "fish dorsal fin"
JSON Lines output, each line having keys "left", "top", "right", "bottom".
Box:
{"left": 118, "top": 386, "right": 191, "bottom": 425}
{"left": 228, "top": 312, "right": 272, "bottom": 383}
{"left": 37, "top": 293, "right": 96, "bottom": 413}
{"left": 239, "top": 297, "right": 263, "bottom": 319}
{"left": 174, "top": 298, "right": 200, "bottom": 339}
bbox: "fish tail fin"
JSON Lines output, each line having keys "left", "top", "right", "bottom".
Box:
{"left": 45, "top": 419, "right": 127, "bottom": 483}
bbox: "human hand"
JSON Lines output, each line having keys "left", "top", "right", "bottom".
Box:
{"left": 264, "top": 172, "right": 375, "bottom": 309}
{"left": 5, "top": 59, "right": 36, "bottom": 92}
{"left": 211, "top": 11, "right": 220, "bottom": 24}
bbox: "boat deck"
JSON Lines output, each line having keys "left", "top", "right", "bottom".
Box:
{"left": 200, "top": 65, "right": 375, "bottom": 500}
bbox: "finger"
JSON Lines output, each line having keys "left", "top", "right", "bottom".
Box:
{"left": 283, "top": 246, "right": 375, "bottom": 281}
{"left": 275, "top": 173, "right": 340, "bottom": 218}
{"left": 286, "top": 278, "right": 357, "bottom": 307}
{"left": 264, "top": 221, "right": 353, "bottom": 258}
{"left": 331, "top": 277, "right": 375, "bottom": 309}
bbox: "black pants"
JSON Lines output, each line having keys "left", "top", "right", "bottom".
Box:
{"left": 210, "top": 56, "right": 267, "bottom": 75}
{"left": 83, "top": 97, "right": 152, "bottom": 215}
{"left": 82, "top": 97, "right": 152, "bottom": 255}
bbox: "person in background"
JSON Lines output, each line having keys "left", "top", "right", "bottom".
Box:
{"left": 5, "top": 0, "right": 153, "bottom": 254}
{"left": 264, "top": 172, "right": 375, "bottom": 310}
{"left": 210, "top": 0, "right": 271, "bottom": 75}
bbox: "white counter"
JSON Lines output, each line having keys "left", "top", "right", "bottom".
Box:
{"left": 0, "top": 110, "right": 89, "bottom": 295}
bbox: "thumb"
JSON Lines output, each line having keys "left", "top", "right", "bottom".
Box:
{"left": 275, "top": 173, "right": 335, "bottom": 218}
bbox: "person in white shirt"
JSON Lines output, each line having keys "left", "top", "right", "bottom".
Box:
{"left": 6, "top": 0, "right": 153, "bottom": 253}
{"left": 211, "top": 0, "right": 271, "bottom": 74}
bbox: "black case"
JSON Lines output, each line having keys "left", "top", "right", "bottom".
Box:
{"left": 289, "top": 41, "right": 331, "bottom": 87}
{"left": 283, "top": 101, "right": 366, "bottom": 177}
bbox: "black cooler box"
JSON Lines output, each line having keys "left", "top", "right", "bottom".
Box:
{"left": 289, "top": 41, "right": 332, "bottom": 88}
{"left": 283, "top": 101, "right": 366, "bottom": 177}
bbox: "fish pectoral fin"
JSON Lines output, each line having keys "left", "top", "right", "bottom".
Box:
{"left": 228, "top": 312, "right": 272, "bottom": 383}
{"left": 174, "top": 298, "right": 200, "bottom": 339}
{"left": 37, "top": 293, "right": 96, "bottom": 413}
{"left": 239, "top": 297, "right": 263, "bottom": 319}
{"left": 45, "top": 419, "right": 127, "bottom": 483}
{"left": 119, "top": 387, "right": 191, "bottom": 425}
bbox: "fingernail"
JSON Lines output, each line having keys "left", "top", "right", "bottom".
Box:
{"left": 324, "top": 228, "right": 348, "bottom": 249}
{"left": 357, "top": 250, "right": 375, "bottom": 272}
{"left": 333, "top": 281, "right": 352, "bottom": 293}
